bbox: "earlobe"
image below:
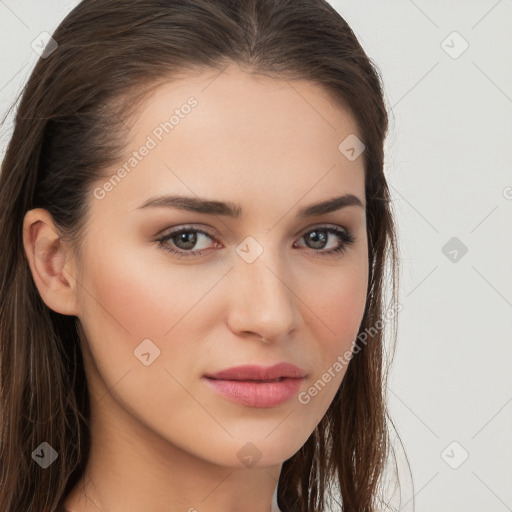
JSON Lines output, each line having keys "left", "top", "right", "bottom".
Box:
{"left": 22, "top": 208, "right": 80, "bottom": 316}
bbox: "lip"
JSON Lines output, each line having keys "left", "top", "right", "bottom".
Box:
{"left": 204, "top": 363, "right": 306, "bottom": 381}
{"left": 203, "top": 363, "right": 306, "bottom": 408}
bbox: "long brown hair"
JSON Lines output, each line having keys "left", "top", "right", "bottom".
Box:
{"left": 0, "top": 1, "right": 402, "bottom": 510}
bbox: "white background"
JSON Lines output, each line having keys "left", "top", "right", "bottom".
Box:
{"left": 1, "top": 1, "right": 511, "bottom": 511}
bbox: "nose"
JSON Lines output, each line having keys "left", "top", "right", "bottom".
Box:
{"left": 226, "top": 244, "right": 299, "bottom": 344}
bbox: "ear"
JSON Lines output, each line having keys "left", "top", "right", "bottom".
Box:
{"left": 22, "top": 208, "right": 80, "bottom": 316}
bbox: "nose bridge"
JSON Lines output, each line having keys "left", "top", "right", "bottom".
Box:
{"left": 228, "top": 237, "right": 298, "bottom": 340}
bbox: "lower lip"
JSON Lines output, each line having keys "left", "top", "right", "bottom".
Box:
{"left": 203, "top": 377, "right": 304, "bottom": 408}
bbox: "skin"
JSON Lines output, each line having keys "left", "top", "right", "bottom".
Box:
{"left": 23, "top": 62, "right": 368, "bottom": 512}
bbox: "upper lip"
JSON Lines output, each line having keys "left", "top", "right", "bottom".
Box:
{"left": 204, "top": 363, "right": 306, "bottom": 381}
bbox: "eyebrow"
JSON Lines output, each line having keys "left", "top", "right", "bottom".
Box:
{"left": 136, "top": 193, "right": 364, "bottom": 218}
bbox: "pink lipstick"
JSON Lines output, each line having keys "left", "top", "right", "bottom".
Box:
{"left": 203, "top": 363, "right": 306, "bottom": 408}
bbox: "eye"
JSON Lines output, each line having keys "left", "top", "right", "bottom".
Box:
{"left": 294, "top": 226, "right": 355, "bottom": 256}
{"left": 156, "top": 225, "right": 355, "bottom": 258}
{"left": 157, "top": 226, "right": 219, "bottom": 258}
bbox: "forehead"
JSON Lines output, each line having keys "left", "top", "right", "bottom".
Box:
{"left": 95, "top": 63, "right": 366, "bottom": 216}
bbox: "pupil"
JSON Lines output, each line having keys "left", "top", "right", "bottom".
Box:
{"left": 308, "top": 230, "right": 327, "bottom": 249}
{"left": 176, "top": 232, "right": 197, "bottom": 250}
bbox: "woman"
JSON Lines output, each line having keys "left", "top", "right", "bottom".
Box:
{"left": 0, "top": 1, "right": 401, "bottom": 511}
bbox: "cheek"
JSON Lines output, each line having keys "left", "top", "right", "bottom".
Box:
{"left": 311, "top": 256, "right": 368, "bottom": 354}
{"left": 75, "top": 246, "right": 214, "bottom": 442}
{"left": 319, "top": 273, "right": 366, "bottom": 335}
{"left": 75, "top": 239, "right": 232, "bottom": 405}
{"left": 74, "top": 241, "right": 205, "bottom": 396}
{"left": 79, "top": 241, "right": 206, "bottom": 338}
{"left": 295, "top": 255, "right": 368, "bottom": 420}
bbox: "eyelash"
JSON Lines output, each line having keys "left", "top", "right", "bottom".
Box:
{"left": 156, "top": 225, "right": 355, "bottom": 259}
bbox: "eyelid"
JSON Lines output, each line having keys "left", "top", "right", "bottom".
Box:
{"left": 155, "top": 223, "right": 216, "bottom": 238}
{"left": 297, "top": 222, "right": 350, "bottom": 235}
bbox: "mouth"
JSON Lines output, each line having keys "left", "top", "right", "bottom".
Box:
{"left": 203, "top": 362, "right": 307, "bottom": 382}
{"left": 202, "top": 365, "right": 306, "bottom": 408}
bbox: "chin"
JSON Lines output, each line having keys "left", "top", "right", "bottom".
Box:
{"left": 206, "top": 429, "right": 310, "bottom": 469}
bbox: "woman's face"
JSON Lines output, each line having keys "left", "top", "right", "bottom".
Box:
{"left": 71, "top": 63, "right": 368, "bottom": 469}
